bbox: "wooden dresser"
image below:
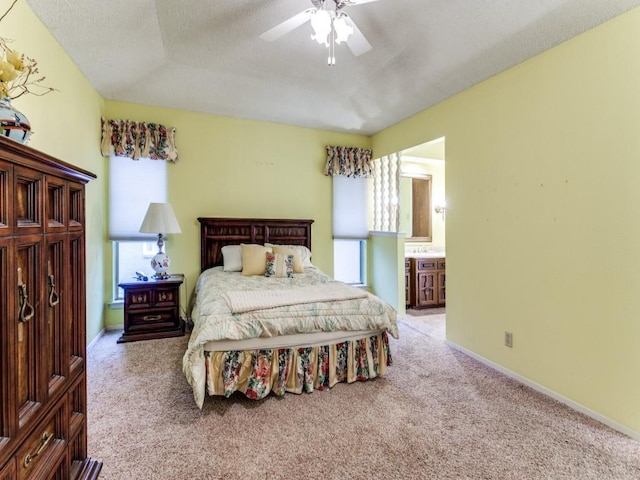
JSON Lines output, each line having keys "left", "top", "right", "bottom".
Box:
{"left": 0, "top": 137, "right": 102, "bottom": 479}
{"left": 118, "top": 275, "right": 185, "bottom": 343}
{"left": 407, "top": 256, "right": 446, "bottom": 309}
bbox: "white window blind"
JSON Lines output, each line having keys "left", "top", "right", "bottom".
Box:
{"left": 332, "top": 175, "right": 370, "bottom": 239}
{"left": 108, "top": 156, "right": 167, "bottom": 241}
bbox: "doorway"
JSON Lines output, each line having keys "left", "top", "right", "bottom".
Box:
{"left": 400, "top": 137, "right": 446, "bottom": 311}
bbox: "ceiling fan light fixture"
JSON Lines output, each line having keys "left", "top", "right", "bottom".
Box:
{"left": 259, "top": 0, "right": 376, "bottom": 66}
{"left": 333, "top": 14, "right": 353, "bottom": 44}
{"left": 310, "top": 9, "right": 332, "bottom": 47}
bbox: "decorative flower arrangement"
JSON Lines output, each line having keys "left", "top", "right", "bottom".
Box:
{"left": 0, "top": 1, "right": 55, "bottom": 100}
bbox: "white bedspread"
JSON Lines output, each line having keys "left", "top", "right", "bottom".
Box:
{"left": 182, "top": 266, "right": 398, "bottom": 408}
{"left": 222, "top": 283, "right": 368, "bottom": 313}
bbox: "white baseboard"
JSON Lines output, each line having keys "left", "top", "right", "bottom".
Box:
{"left": 87, "top": 325, "right": 123, "bottom": 352}
{"left": 445, "top": 340, "right": 640, "bottom": 442}
{"left": 87, "top": 329, "right": 105, "bottom": 352}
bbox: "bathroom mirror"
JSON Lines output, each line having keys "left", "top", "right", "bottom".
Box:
{"left": 400, "top": 174, "right": 432, "bottom": 242}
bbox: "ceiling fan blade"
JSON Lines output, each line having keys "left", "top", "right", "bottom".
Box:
{"left": 339, "top": 0, "right": 381, "bottom": 6}
{"left": 345, "top": 17, "right": 372, "bottom": 56}
{"left": 259, "top": 9, "right": 315, "bottom": 42}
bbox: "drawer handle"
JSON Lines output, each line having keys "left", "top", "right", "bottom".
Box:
{"left": 17, "top": 267, "right": 35, "bottom": 323}
{"left": 23, "top": 431, "right": 53, "bottom": 468}
{"left": 143, "top": 314, "right": 162, "bottom": 321}
{"left": 47, "top": 262, "right": 60, "bottom": 307}
{"left": 159, "top": 292, "right": 167, "bottom": 301}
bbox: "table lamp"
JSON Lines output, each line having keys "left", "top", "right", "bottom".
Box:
{"left": 139, "top": 202, "right": 182, "bottom": 279}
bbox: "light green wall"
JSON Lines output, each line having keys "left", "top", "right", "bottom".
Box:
{"left": 368, "top": 233, "right": 405, "bottom": 315}
{"left": 4, "top": 1, "right": 106, "bottom": 344}
{"left": 373, "top": 8, "right": 640, "bottom": 435}
{"left": 103, "top": 101, "right": 370, "bottom": 327}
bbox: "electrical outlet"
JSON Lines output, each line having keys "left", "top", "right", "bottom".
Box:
{"left": 504, "top": 331, "right": 513, "bottom": 348}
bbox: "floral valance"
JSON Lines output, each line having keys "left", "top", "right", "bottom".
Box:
{"left": 100, "top": 117, "right": 179, "bottom": 162}
{"left": 323, "top": 146, "right": 372, "bottom": 178}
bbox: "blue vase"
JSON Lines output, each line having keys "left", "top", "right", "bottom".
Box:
{"left": 0, "top": 97, "right": 31, "bottom": 144}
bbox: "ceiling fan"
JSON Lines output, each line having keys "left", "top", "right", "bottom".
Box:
{"left": 259, "top": 0, "right": 380, "bottom": 65}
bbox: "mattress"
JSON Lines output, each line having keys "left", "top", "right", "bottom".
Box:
{"left": 203, "top": 328, "right": 385, "bottom": 351}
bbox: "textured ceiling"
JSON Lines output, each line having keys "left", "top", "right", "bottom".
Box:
{"left": 25, "top": 0, "right": 640, "bottom": 135}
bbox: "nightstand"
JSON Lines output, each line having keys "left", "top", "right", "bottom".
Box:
{"left": 117, "top": 274, "right": 185, "bottom": 343}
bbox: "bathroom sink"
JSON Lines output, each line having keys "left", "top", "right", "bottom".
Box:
{"left": 406, "top": 252, "right": 445, "bottom": 258}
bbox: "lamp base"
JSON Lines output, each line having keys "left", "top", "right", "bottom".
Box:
{"left": 150, "top": 251, "right": 171, "bottom": 279}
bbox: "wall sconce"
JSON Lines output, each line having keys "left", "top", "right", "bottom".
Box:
{"left": 434, "top": 203, "right": 446, "bottom": 220}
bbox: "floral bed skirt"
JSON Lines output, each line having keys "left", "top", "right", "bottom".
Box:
{"left": 204, "top": 331, "right": 392, "bottom": 400}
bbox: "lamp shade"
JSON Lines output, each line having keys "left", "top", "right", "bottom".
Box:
{"left": 139, "top": 202, "right": 182, "bottom": 235}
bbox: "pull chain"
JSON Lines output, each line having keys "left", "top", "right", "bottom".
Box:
{"left": 328, "top": 21, "right": 336, "bottom": 66}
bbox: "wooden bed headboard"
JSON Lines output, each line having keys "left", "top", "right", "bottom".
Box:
{"left": 198, "top": 217, "right": 314, "bottom": 272}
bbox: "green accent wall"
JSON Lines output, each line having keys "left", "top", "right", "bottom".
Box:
{"left": 103, "top": 101, "right": 371, "bottom": 327}
{"left": 4, "top": 1, "right": 106, "bottom": 345}
{"left": 373, "top": 8, "right": 640, "bottom": 436}
{"left": 368, "top": 232, "right": 405, "bottom": 315}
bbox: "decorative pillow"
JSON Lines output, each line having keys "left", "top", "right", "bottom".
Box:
{"left": 265, "top": 244, "right": 312, "bottom": 269}
{"left": 241, "top": 244, "right": 272, "bottom": 276}
{"left": 271, "top": 246, "right": 304, "bottom": 273}
{"left": 265, "top": 252, "right": 294, "bottom": 278}
{"left": 221, "top": 244, "right": 243, "bottom": 272}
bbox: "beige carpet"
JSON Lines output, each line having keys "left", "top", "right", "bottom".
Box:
{"left": 87, "top": 312, "right": 640, "bottom": 479}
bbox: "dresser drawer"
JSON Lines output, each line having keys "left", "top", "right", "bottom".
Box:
{"left": 124, "top": 288, "right": 151, "bottom": 309}
{"left": 153, "top": 287, "right": 178, "bottom": 307}
{"left": 15, "top": 403, "right": 66, "bottom": 480}
{"left": 123, "top": 283, "right": 179, "bottom": 308}
{"left": 416, "top": 259, "right": 437, "bottom": 271}
{"left": 126, "top": 309, "right": 179, "bottom": 332}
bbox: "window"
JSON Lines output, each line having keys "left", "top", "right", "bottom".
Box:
{"left": 113, "top": 241, "right": 157, "bottom": 300}
{"left": 333, "top": 239, "right": 366, "bottom": 285}
{"left": 332, "top": 175, "right": 369, "bottom": 285}
{"left": 109, "top": 156, "right": 167, "bottom": 301}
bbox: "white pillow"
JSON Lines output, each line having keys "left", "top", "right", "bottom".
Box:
{"left": 265, "top": 243, "right": 312, "bottom": 268}
{"left": 221, "top": 245, "right": 242, "bottom": 272}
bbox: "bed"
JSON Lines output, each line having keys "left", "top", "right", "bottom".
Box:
{"left": 182, "top": 217, "right": 399, "bottom": 408}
